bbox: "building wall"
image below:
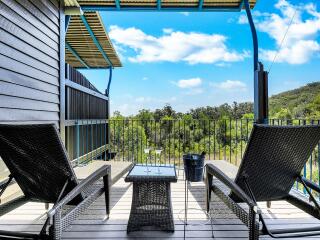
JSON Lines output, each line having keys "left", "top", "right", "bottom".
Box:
{"left": 0, "top": 0, "right": 61, "bottom": 180}
{"left": 0, "top": 0, "right": 61, "bottom": 124}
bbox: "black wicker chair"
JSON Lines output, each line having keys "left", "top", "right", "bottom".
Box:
{"left": 0, "top": 124, "right": 111, "bottom": 240}
{"left": 205, "top": 124, "right": 320, "bottom": 239}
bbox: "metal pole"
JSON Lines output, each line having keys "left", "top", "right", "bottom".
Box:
{"left": 76, "top": 121, "right": 80, "bottom": 166}
{"left": 244, "top": 0, "right": 258, "bottom": 71}
{"left": 106, "top": 67, "right": 113, "bottom": 161}
{"left": 106, "top": 67, "right": 113, "bottom": 96}
{"left": 244, "top": 0, "right": 265, "bottom": 124}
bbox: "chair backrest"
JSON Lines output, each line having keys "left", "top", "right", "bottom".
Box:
{"left": 0, "top": 124, "right": 83, "bottom": 204}
{"left": 230, "top": 124, "right": 320, "bottom": 202}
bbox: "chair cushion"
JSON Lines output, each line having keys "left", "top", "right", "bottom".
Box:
{"left": 0, "top": 124, "right": 84, "bottom": 204}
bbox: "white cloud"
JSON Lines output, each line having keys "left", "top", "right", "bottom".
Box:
{"left": 109, "top": 26, "right": 249, "bottom": 65}
{"left": 135, "top": 97, "right": 150, "bottom": 103}
{"left": 211, "top": 80, "right": 247, "bottom": 91}
{"left": 260, "top": 40, "right": 320, "bottom": 64}
{"left": 163, "top": 28, "right": 174, "bottom": 34}
{"left": 184, "top": 88, "right": 204, "bottom": 95}
{"left": 180, "top": 12, "right": 190, "bottom": 16}
{"left": 227, "top": 18, "right": 235, "bottom": 23}
{"left": 215, "top": 62, "right": 231, "bottom": 67}
{"left": 142, "top": 77, "right": 148, "bottom": 81}
{"left": 135, "top": 96, "right": 177, "bottom": 104}
{"left": 239, "top": 0, "right": 320, "bottom": 64}
{"left": 237, "top": 11, "right": 270, "bottom": 24}
{"left": 113, "top": 96, "right": 178, "bottom": 116}
{"left": 238, "top": 15, "right": 248, "bottom": 24}
{"left": 174, "top": 78, "right": 202, "bottom": 88}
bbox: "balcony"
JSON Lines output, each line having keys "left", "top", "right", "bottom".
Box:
{"left": 1, "top": 119, "right": 319, "bottom": 239}
{"left": 1, "top": 162, "right": 319, "bottom": 239}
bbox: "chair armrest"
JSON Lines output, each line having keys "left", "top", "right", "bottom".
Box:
{"left": 297, "top": 177, "right": 320, "bottom": 193}
{"left": 47, "top": 165, "right": 111, "bottom": 217}
{"left": 206, "top": 163, "right": 257, "bottom": 209}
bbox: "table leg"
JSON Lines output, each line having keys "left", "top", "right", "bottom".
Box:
{"left": 184, "top": 179, "right": 186, "bottom": 239}
{"left": 127, "top": 181, "right": 175, "bottom": 233}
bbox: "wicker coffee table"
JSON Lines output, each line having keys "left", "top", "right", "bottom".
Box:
{"left": 125, "top": 164, "right": 177, "bottom": 233}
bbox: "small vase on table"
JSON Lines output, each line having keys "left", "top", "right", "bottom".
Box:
{"left": 144, "top": 148, "right": 151, "bottom": 173}
{"left": 155, "top": 149, "right": 162, "bottom": 174}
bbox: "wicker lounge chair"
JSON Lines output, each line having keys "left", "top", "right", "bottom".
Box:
{"left": 0, "top": 124, "right": 111, "bottom": 240}
{"left": 205, "top": 124, "right": 320, "bottom": 239}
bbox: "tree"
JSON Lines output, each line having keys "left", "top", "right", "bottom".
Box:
{"left": 136, "top": 109, "right": 154, "bottom": 121}
{"left": 306, "top": 94, "right": 320, "bottom": 119}
{"left": 272, "top": 108, "right": 292, "bottom": 120}
{"left": 112, "top": 111, "right": 124, "bottom": 119}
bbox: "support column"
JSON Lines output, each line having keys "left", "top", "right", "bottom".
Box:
{"left": 106, "top": 67, "right": 113, "bottom": 160}
{"left": 244, "top": 0, "right": 268, "bottom": 124}
{"left": 59, "top": 1, "right": 66, "bottom": 142}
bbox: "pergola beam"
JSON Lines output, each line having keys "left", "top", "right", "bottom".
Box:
{"left": 66, "top": 42, "right": 90, "bottom": 69}
{"left": 115, "top": 0, "right": 121, "bottom": 10}
{"left": 81, "top": 6, "right": 243, "bottom": 12}
{"left": 65, "top": 15, "right": 71, "bottom": 31}
{"left": 238, "top": 0, "right": 245, "bottom": 10}
{"left": 198, "top": 0, "right": 204, "bottom": 10}
{"left": 80, "top": 15, "right": 113, "bottom": 68}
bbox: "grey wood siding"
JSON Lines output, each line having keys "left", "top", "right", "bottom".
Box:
{"left": 0, "top": 0, "right": 61, "bottom": 180}
{"left": 0, "top": 0, "right": 60, "bottom": 125}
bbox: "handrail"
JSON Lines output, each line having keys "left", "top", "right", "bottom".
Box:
{"left": 58, "top": 118, "right": 320, "bottom": 200}
{"left": 65, "top": 79, "right": 109, "bottom": 101}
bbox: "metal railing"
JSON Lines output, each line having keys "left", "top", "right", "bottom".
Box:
{"left": 109, "top": 118, "right": 254, "bottom": 166}
{"left": 64, "top": 118, "right": 320, "bottom": 196}
{"left": 109, "top": 119, "right": 320, "bottom": 164}
{"left": 108, "top": 118, "right": 320, "bottom": 195}
{"left": 65, "top": 119, "right": 109, "bottom": 167}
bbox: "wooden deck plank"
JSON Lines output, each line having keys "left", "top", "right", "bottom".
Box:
{"left": 1, "top": 161, "right": 320, "bottom": 239}
{"left": 0, "top": 160, "right": 132, "bottom": 204}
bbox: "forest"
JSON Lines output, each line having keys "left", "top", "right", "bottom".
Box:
{"left": 109, "top": 82, "right": 320, "bottom": 183}
{"left": 113, "top": 82, "right": 320, "bottom": 121}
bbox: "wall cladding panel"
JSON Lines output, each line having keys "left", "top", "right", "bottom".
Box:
{"left": 0, "top": 0, "right": 61, "bottom": 179}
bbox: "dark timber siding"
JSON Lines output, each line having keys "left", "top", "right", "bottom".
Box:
{"left": 0, "top": 0, "right": 60, "bottom": 124}
{"left": 66, "top": 65, "right": 108, "bottom": 120}
{"left": 65, "top": 65, "right": 108, "bottom": 161}
{"left": 0, "top": 0, "right": 61, "bottom": 180}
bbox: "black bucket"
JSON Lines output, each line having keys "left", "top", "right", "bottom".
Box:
{"left": 183, "top": 152, "right": 206, "bottom": 182}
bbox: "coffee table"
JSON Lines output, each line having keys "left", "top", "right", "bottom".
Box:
{"left": 125, "top": 164, "right": 177, "bottom": 233}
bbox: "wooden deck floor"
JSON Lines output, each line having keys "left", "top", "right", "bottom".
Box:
{"left": 1, "top": 161, "right": 320, "bottom": 239}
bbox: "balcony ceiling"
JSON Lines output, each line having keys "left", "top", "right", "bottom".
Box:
{"left": 65, "top": 12, "right": 122, "bottom": 69}
{"left": 65, "top": 0, "right": 80, "bottom": 7}
{"left": 65, "top": 0, "right": 257, "bottom": 10}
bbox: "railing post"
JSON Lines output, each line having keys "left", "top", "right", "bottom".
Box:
{"left": 76, "top": 121, "right": 80, "bottom": 167}
{"left": 318, "top": 120, "right": 320, "bottom": 200}
{"left": 104, "top": 120, "right": 107, "bottom": 161}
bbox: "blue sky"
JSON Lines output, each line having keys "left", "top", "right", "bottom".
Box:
{"left": 80, "top": 0, "right": 320, "bottom": 116}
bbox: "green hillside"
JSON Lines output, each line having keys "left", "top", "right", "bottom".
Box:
{"left": 269, "top": 82, "right": 320, "bottom": 119}
{"left": 112, "top": 82, "right": 320, "bottom": 120}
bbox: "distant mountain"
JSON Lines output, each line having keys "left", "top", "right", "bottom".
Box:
{"left": 269, "top": 82, "right": 320, "bottom": 118}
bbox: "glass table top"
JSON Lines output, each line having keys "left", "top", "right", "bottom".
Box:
{"left": 127, "top": 164, "right": 176, "bottom": 177}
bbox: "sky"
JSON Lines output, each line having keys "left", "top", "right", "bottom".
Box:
{"left": 79, "top": 0, "right": 320, "bottom": 116}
